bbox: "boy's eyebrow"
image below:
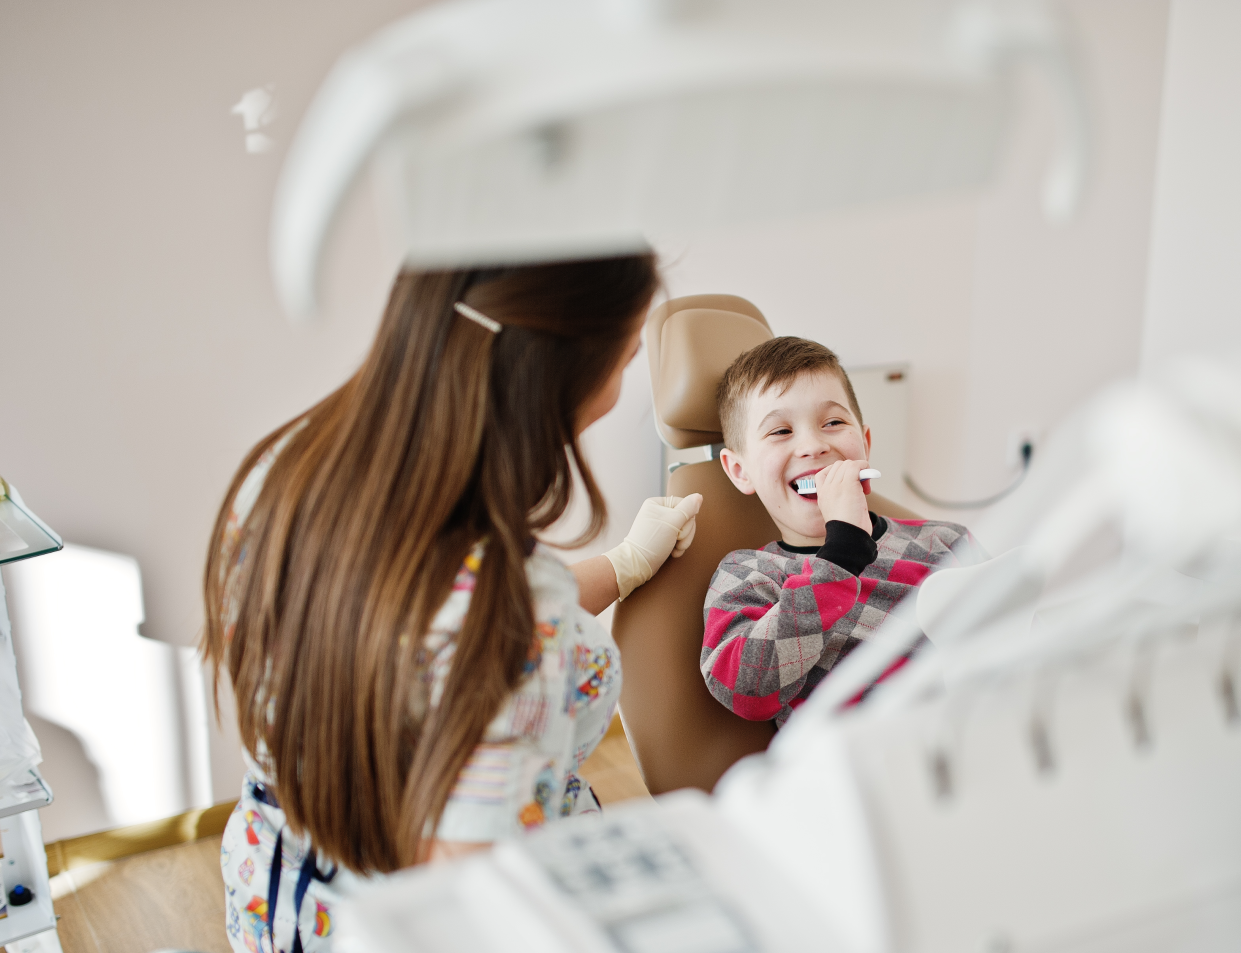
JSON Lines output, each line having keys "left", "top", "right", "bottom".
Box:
{"left": 755, "top": 408, "right": 789, "bottom": 431}
{"left": 755, "top": 400, "right": 853, "bottom": 431}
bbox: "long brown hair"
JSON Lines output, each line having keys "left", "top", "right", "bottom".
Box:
{"left": 202, "top": 255, "right": 659, "bottom": 872}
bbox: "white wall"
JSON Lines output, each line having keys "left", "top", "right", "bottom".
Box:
{"left": 1142, "top": 0, "right": 1241, "bottom": 366}
{"left": 3, "top": 545, "right": 212, "bottom": 841}
{"left": 0, "top": 0, "right": 1171, "bottom": 837}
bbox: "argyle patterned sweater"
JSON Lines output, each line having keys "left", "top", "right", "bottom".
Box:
{"left": 701, "top": 515, "right": 982, "bottom": 726}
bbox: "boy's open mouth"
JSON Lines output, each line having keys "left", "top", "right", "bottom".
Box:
{"left": 790, "top": 475, "right": 818, "bottom": 500}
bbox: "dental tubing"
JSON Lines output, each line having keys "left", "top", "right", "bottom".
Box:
{"left": 604, "top": 495, "right": 703, "bottom": 600}
{"left": 796, "top": 469, "right": 881, "bottom": 494}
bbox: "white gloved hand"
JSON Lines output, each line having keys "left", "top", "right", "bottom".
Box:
{"left": 604, "top": 494, "right": 704, "bottom": 600}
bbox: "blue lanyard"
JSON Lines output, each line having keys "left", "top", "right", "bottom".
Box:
{"left": 256, "top": 781, "right": 337, "bottom": 953}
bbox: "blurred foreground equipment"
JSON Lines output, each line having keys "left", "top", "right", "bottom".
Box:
{"left": 335, "top": 358, "right": 1241, "bottom": 953}
{"left": 272, "top": 0, "right": 1088, "bottom": 319}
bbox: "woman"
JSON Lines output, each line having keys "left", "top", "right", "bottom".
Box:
{"left": 202, "top": 255, "right": 701, "bottom": 953}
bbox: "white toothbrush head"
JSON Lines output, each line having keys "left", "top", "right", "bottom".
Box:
{"left": 795, "top": 469, "right": 882, "bottom": 495}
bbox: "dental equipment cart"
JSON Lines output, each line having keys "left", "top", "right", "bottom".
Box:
{"left": 0, "top": 476, "right": 63, "bottom": 952}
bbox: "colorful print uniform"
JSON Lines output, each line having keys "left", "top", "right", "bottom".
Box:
{"left": 701, "top": 514, "right": 983, "bottom": 726}
{"left": 219, "top": 432, "right": 621, "bottom": 953}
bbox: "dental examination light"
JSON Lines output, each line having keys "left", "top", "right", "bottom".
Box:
{"left": 271, "top": 0, "right": 1088, "bottom": 320}
{"left": 336, "top": 358, "right": 1241, "bottom": 953}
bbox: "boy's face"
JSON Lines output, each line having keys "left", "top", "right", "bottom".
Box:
{"left": 719, "top": 371, "right": 872, "bottom": 546}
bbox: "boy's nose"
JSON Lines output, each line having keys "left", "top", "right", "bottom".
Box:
{"left": 795, "top": 435, "right": 831, "bottom": 457}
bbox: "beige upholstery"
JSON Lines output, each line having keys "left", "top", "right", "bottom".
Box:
{"left": 647, "top": 294, "right": 773, "bottom": 449}
{"left": 613, "top": 295, "right": 921, "bottom": 795}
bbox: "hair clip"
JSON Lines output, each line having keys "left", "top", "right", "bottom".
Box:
{"left": 453, "top": 302, "right": 502, "bottom": 334}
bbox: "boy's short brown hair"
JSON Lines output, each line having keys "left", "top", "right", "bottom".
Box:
{"left": 717, "top": 336, "right": 863, "bottom": 451}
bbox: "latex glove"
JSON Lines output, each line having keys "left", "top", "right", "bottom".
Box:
{"left": 604, "top": 494, "right": 704, "bottom": 600}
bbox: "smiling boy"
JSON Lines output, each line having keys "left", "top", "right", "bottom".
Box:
{"left": 701, "top": 337, "right": 982, "bottom": 725}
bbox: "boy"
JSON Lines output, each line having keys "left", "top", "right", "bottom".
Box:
{"left": 702, "top": 337, "right": 982, "bottom": 726}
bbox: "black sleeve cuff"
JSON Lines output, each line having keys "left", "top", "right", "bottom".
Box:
{"left": 817, "top": 521, "right": 879, "bottom": 576}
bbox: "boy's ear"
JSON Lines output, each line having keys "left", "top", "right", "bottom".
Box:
{"left": 718, "top": 448, "right": 756, "bottom": 495}
{"left": 863, "top": 425, "right": 872, "bottom": 460}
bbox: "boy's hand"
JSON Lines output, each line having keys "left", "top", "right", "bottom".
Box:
{"left": 814, "top": 460, "right": 872, "bottom": 533}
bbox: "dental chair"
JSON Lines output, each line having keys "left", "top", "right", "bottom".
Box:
{"left": 611, "top": 294, "right": 922, "bottom": 795}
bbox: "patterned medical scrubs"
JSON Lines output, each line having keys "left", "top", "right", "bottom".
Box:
{"left": 218, "top": 437, "right": 621, "bottom": 953}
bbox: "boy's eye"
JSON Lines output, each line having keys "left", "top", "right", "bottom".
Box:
{"left": 766, "top": 427, "right": 792, "bottom": 437}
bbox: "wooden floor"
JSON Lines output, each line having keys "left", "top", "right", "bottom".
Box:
{"left": 51, "top": 718, "right": 648, "bottom": 953}
{"left": 52, "top": 838, "right": 233, "bottom": 953}
{"left": 576, "top": 715, "right": 652, "bottom": 806}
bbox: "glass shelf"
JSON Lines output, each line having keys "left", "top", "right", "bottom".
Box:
{"left": 0, "top": 478, "right": 62, "bottom": 567}
{"left": 0, "top": 771, "right": 53, "bottom": 821}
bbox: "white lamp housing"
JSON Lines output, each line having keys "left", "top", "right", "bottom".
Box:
{"left": 271, "top": 0, "right": 1087, "bottom": 320}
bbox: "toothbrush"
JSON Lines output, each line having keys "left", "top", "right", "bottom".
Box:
{"left": 796, "top": 469, "right": 881, "bottom": 495}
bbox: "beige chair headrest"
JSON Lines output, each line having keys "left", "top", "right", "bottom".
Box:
{"left": 647, "top": 294, "right": 773, "bottom": 449}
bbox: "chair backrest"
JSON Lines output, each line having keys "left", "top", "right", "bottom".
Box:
{"left": 612, "top": 295, "right": 921, "bottom": 795}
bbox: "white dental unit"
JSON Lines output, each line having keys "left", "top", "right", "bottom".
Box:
{"left": 270, "top": 0, "right": 1088, "bottom": 318}
{"left": 270, "top": 1, "right": 1240, "bottom": 950}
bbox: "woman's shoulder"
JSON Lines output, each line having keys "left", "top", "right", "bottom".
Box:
{"left": 526, "top": 542, "right": 581, "bottom": 601}
{"left": 524, "top": 545, "right": 614, "bottom": 655}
